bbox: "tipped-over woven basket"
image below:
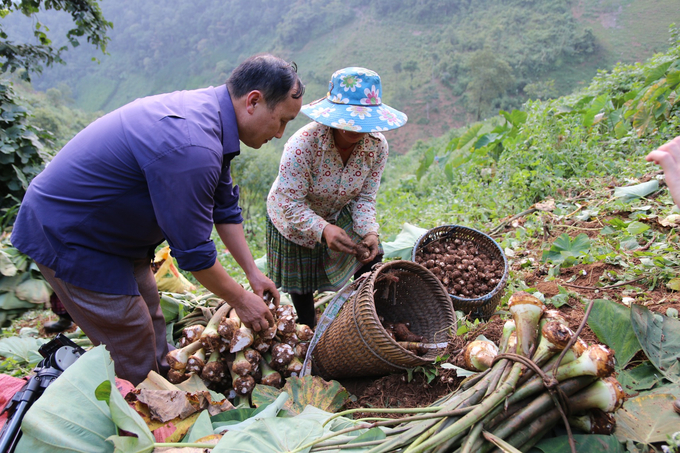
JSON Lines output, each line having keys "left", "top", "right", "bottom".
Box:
{"left": 312, "top": 260, "right": 455, "bottom": 380}
{"left": 412, "top": 225, "right": 508, "bottom": 320}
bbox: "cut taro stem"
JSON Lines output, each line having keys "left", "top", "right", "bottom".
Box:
{"left": 166, "top": 340, "right": 203, "bottom": 371}
{"left": 507, "top": 291, "right": 546, "bottom": 358}
{"left": 199, "top": 302, "right": 233, "bottom": 353}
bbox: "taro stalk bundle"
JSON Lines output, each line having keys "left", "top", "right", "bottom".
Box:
{"left": 164, "top": 300, "right": 312, "bottom": 406}
{"left": 306, "top": 291, "right": 624, "bottom": 453}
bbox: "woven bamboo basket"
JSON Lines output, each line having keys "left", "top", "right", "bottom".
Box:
{"left": 412, "top": 225, "right": 508, "bottom": 320}
{"left": 312, "top": 260, "right": 455, "bottom": 380}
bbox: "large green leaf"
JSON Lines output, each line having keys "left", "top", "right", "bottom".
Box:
{"left": 541, "top": 233, "right": 591, "bottom": 265}
{"left": 382, "top": 223, "right": 428, "bottom": 260}
{"left": 533, "top": 434, "right": 624, "bottom": 453}
{"left": 95, "top": 380, "right": 155, "bottom": 453}
{"left": 586, "top": 299, "right": 641, "bottom": 369}
{"left": 14, "top": 277, "right": 51, "bottom": 304}
{"left": 0, "top": 335, "right": 47, "bottom": 366}
{"left": 630, "top": 304, "right": 680, "bottom": 383}
{"left": 15, "top": 345, "right": 118, "bottom": 453}
{"left": 613, "top": 180, "right": 659, "bottom": 202}
{"left": 617, "top": 361, "right": 662, "bottom": 393}
{"left": 213, "top": 417, "right": 324, "bottom": 453}
{"left": 0, "top": 250, "right": 18, "bottom": 276}
{"left": 614, "top": 384, "right": 680, "bottom": 445}
{"left": 251, "top": 375, "right": 349, "bottom": 416}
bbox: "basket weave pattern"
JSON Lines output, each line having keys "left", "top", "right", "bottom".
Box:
{"left": 312, "top": 260, "right": 455, "bottom": 379}
{"left": 412, "top": 225, "right": 508, "bottom": 320}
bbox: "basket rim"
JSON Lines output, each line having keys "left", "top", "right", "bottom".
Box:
{"left": 352, "top": 260, "right": 455, "bottom": 365}
{"left": 411, "top": 225, "right": 509, "bottom": 303}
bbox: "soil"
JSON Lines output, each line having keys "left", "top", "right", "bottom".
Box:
{"left": 7, "top": 205, "right": 679, "bottom": 424}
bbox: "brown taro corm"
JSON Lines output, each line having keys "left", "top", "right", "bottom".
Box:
{"left": 415, "top": 237, "right": 504, "bottom": 299}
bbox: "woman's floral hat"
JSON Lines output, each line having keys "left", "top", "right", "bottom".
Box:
{"left": 300, "top": 67, "right": 408, "bottom": 132}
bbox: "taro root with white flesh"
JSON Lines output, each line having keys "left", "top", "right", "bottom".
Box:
{"left": 186, "top": 347, "right": 206, "bottom": 374}
{"left": 541, "top": 309, "right": 569, "bottom": 327}
{"left": 285, "top": 356, "right": 304, "bottom": 377}
{"left": 260, "top": 357, "right": 283, "bottom": 388}
{"left": 276, "top": 305, "right": 295, "bottom": 319}
{"left": 554, "top": 344, "right": 616, "bottom": 382}
{"left": 270, "top": 342, "right": 295, "bottom": 371}
{"left": 166, "top": 340, "right": 203, "bottom": 371}
{"left": 230, "top": 364, "right": 255, "bottom": 396}
{"left": 295, "top": 341, "right": 309, "bottom": 359}
{"left": 508, "top": 291, "right": 546, "bottom": 357}
{"left": 230, "top": 323, "right": 255, "bottom": 353}
{"left": 531, "top": 321, "right": 573, "bottom": 366}
{"left": 199, "top": 302, "right": 233, "bottom": 353}
{"left": 260, "top": 325, "right": 278, "bottom": 341}
{"left": 244, "top": 348, "right": 262, "bottom": 375}
{"left": 218, "top": 315, "right": 239, "bottom": 341}
{"left": 464, "top": 340, "right": 499, "bottom": 371}
{"left": 183, "top": 324, "right": 205, "bottom": 343}
{"left": 167, "top": 368, "right": 190, "bottom": 384}
{"left": 251, "top": 335, "right": 274, "bottom": 354}
{"left": 201, "top": 350, "right": 226, "bottom": 382}
{"left": 295, "top": 324, "right": 314, "bottom": 341}
{"left": 569, "top": 376, "right": 626, "bottom": 414}
{"left": 231, "top": 350, "right": 252, "bottom": 377}
{"left": 277, "top": 315, "right": 296, "bottom": 335}
{"left": 279, "top": 332, "right": 300, "bottom": 347}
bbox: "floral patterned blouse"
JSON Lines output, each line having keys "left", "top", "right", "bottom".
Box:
{"left": 267, "top": 122, "right": 388, "bottom": 249}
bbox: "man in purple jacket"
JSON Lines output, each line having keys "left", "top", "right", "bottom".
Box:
{"left": 11, "top": 54, "right": 304, "bottom": 385}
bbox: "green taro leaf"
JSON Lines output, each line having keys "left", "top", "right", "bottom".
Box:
{"left": 382, "top": 223, "right": 428, "bottom": 260}
{"left": 183, "top": 410, "right": 213, "bottom": 443}
{"left": 251, "top": 375, "right": 349, "bottom": 416}
{"left": 613, "top": 180, "right": 659, "bottom": 202}
{"left": 587, "top": 299, "right": 641, "bottom": 369}
{"left": 534, "top": 434, "right": 625, "bottom": 453}
{"left": 630, "top": 304, "right": 680, "bottom": 382}
{"left": 626, "top": 221, "right": 649, "bottom": 236}
{"left": 614, "top": 384, "right": 680, "bottom": 445}
{"left": 95, "top": 380, "right": 154, "bottom": 453}
{"left": 617, "top": 361, "right": 662, "bottom": 393}
{"left": 0, "top": 335, "right": 47, "bottom": 366}
{"left": 541, "top": 233, "right": 591, "bottom": 265}
{"left": 15, "top": 345, "right": 118, "bottom": 453}
{"left": 213, "top": 417, "right": 324, "bottom": 453}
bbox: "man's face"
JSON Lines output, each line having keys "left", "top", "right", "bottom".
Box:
{"left": 242, "top": 90, "right": 302, "bottom": 149}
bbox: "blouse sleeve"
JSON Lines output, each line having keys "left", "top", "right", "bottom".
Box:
{"left": 267, "top": 131, "right": 329, "bottom": 248}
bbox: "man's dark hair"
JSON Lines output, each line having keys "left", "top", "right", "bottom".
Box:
{"left": 227, "top": 54, "right": 304, "bottom": 109}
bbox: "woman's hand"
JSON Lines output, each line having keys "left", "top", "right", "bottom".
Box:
{"left": 246, "top": 270, "right": 280, "bottom": 310}
{"left": 322, "top": 224, "right": 358, "bottom": 255}
{"left": 358, "top": 232, "right": 380, "bottom": 264}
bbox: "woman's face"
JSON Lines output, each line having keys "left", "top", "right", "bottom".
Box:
{"left": 338, "top": 129, "right": 366, "bottom": 145}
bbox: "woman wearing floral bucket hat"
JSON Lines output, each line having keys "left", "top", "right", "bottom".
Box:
{"left": 266, "top": 67, "right": 407, "bottom": 327}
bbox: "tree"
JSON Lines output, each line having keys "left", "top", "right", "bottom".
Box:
{"left": 403, "top": 60, "right": 419, "bottom": 85}
{"left": 465, "top": 48, "right": 514, "bottom": 120}
{"left": 0, "top": 0, "right": 112, "bottom": 80}
{"left": 0, "top": 1, "right": 112, "bottom": 220}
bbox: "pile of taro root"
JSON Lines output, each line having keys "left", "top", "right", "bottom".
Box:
{"left": 414, "top": 236, "right": 505, "bottom": 299}
{"left": 166, "top": 302, "right": 313, "bottom": 405}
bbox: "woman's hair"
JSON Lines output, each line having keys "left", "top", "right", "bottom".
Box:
{"left": 227, "top": 54, "right": 305, "bottom": 109}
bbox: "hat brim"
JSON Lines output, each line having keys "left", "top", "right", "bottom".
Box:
{"left": 300, "top": 97, "right": 408, "bottom": 132}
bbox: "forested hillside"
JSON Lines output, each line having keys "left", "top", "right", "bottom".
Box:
{"left": 4, "top": 0, "right": 678, "bottom": 154}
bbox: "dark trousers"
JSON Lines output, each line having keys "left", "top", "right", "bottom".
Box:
{"left": 291, "top": 255, "right": 382, "bottom": 328}
{"left": 36, "top": 260, "right": 170, "bottom": 386}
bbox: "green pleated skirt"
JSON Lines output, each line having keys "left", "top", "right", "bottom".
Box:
{"left": 266, "top": 207, "right": 379, "bottom": 294}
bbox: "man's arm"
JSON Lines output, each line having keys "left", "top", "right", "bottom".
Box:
{"left": 190, "top": 262, "right": 273, "bottom": 332}
{"left": 215, "top": 222, "right": 280, "bottom": 303}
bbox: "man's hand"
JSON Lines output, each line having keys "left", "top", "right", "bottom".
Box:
{"left": 322, "top": 224, "right": 358, "bottom": 255}
{"left": 231, "top": 291, "right": 275, "bottom": 332}
{"left": 246, "top": 270, "right": 280, "bottom": 310}
{"left": 358, "top": 232, "right": 380, "bottom": 264}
